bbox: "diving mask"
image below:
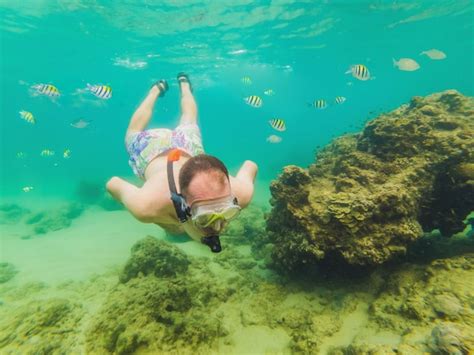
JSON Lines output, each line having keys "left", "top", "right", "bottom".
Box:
{"left": 191, "top": 196, "right": 241, "bottom": 228}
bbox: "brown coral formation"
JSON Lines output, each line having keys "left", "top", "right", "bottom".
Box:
{"left": 267, "top": 90, "right": 474, "bottom": 270}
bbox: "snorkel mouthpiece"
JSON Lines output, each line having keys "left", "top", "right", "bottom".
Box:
{"left": 201, "top": 235, "right": 222, "bottom": 253}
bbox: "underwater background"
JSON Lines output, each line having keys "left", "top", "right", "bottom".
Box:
{"left": 1, "top": 1, "right": 473, "bottom": 354}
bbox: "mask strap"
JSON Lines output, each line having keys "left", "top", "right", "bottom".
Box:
{"left": 167, "top": 149, "right": 190, "bottom": 223}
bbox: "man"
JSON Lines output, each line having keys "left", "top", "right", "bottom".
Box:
{"left": 106, "top": 73, "right": 258, "bottom": 252}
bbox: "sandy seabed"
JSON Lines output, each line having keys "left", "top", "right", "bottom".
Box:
{"left": 0, "top": 200, "right": 473, "bottom": 354}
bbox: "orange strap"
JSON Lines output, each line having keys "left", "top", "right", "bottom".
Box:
{"left": 167, "top": 148, "right": 181, "bottom": 162}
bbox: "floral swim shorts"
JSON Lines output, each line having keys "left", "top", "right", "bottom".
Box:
{"left": 126, "top": 123, "right": 205, "bottom": 179}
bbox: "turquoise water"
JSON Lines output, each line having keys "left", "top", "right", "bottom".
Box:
{"left": 1, "top": 1, "right": 473, "bottom": 199}
{"left": 1, "top": 1, "right": 474, "bottom": 353}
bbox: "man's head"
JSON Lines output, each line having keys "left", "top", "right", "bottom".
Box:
{"left": 179, "top": 154, "right": 238, "bottom": 235}
{"left": 179, "top": 154, "right": 231, "bottom": 204}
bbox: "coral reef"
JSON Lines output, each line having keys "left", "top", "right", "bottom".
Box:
{"left": 0, "top": 231, "right": 472, "bottom": 354}
{"left": 267, "top": 90, "right": 474, "bottom": 270}
{"left": 24, "top": 202, "right": 85, "bottom": 236}
{"left": 0, "top": 263, "right": 17, "bottom": 284}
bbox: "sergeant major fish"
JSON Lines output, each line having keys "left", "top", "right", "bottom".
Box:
{"left": 244, "top": 95, "right": 263, "bottom": 108}
{"left": 87, "top": 84, "right": 112, "bottom": 99}
{"left": 345, "top": 64, "right": 371, "bottom": 81}
{"left": 19, "top": 110, "right": 35, "bottom": 124}
{"left": 31, "top": 83, "right": 61, "bottom": 97}
{"left": 269, "top": 118, "right": 286, "bottom": 131}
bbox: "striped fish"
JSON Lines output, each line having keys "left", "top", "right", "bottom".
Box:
{"left": 32, "top": 83, "right": 61, "bottom": 97}
{"left": 63, "top": 149, "right": 71, "bottom": 159}
{"left": 16, "top": 152, "right": 26, "bottom": 159}
{"left": 335, "top": 96, "right": 346, "bottom": 104}
{"left": 244, "top": 95, "right": 263, "bottom": 108}
{"left": 87, "top": 84, "right": 112, "bottom": 99}
{"left": 269, "top": 118, "right": 286, "bottom": 131}
{"left": 19, "top": 110, "right": 35, "bottom": 124}
{"left": 264, "top": 89, "right": 275, "bottom": 96}
{"left": 40, "top": 149, "right": 55, "bottom": 157}
{"left": 309, "top": 99, "right": 327, "bottom": 109}
{"left": 345, "top": 64, "right": 370, "bottom": 81}
{"left": 22, "top": 186, "right": 34, "bottom": 193}
{"left": 241, "top": 76, "right": 252, "bottom": 85}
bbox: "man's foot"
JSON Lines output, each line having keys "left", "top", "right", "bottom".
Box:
{"left": 177, "top": 72, "right": 193, "bottom": 93}
{"left": 151, "top": 79, "right": 169, "bottom": 97}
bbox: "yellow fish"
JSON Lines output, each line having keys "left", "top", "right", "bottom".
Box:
{"left": 264, "top": 89, "right": 275, "bottom": 96}
{"left": 269, "top": 118, "right": 286, "bottom": 132}
{"left": 345, "top": 64, "right": 371, "bottom": 81}
{"left": 41, "top": 149, "right": 55, "bottom": 157}
{"left": 241, "top": 76, "right": 252, "bottom": 85}
{"left": 87, "top": 84, "right": 112, "bottom": 99}
{"left": 32, "top": 83, "right": 60, "bottom": 97}
{"left": 63, "top": 149, "right": 71, "bottom": 159}
{"left": 22, "top": 186, "right": 34, "bottom": 192}
{"left": 19, "top": 110, "right": 35, "bottom": 124}
{"left": 244, "top": 95, "right": 263, "bottom": 108}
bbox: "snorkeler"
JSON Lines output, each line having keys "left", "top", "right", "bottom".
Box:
{"left": 106, "top": 73, "right": 258, "bottom": 252}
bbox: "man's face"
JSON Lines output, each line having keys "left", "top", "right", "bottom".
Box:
{"left": 185, "top": 171, "right": 232, "bottom": 234}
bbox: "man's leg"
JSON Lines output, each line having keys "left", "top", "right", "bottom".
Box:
{"left": 126, "top": 84, "right": 164, "bottom": 137}
{"left": 178, "top": 77, "right": 198, "bottom": 126}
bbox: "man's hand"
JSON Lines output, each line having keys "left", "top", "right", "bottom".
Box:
{"left": 235, "top": 160, "right": 258, "bottom": 208}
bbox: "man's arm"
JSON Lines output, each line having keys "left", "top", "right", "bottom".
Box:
{"left": 234, "top": 160, "right": 258, "bottom": 208}
{"left": 106, "top": 177, "right": 154, "bottom": 222}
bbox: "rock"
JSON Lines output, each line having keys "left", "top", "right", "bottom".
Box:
{"left": 25, "top": 203, "right": 85, "bottom": 236}
{"left": 266, "top": 90, "right": 474, "bottom": 271}
{"left": 120, "top": 236, "right": 190, "bottom": 283}
{"left": 0, "top": 203, "right": 30, "bottom": 224}
{"left": 86, "top": 276, "right": 223, "bottom": 353}
{"left": 0, "top": 262, "right": 18, "bottom": 283}
{"left": 432, "top": 294, "right": 463, "bottom": 318}
{"left": 429, "top": 323, "right": 474, "bottom": 354}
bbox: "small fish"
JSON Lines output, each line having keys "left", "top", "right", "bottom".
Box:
{"left": 63, "top": 149, "right": 71, "bottom": 159}
{"left": 19, "top": 110, "right": 35, "bottom": 124}
{"left": 269, "top": 118, "right": 286, "bottom": 132}
{"left": 345, "top": 64, "right": 371, "bottom": 81}
{"left": 420, "top": 49, "right": 446, "bottom": 60}
{"left": 335, "top": 96, "right": 346, "bottom": 104}
{"left": 266, "top": 134, "right": 282, "bottom": 143}
{"left": 32, "top": 83, "right": 60, "bottom": 97}
{"left": 264, "top": 89, "right": 275, "bottom": 96}
{"left": 241, "top": 76, "right": 252, "bottom": 85}
{"left": 87, "top": 84, "right": 112, "bottom": 99}
{"left": 40, "top": 149, "right": 55, "bottom": 157}
{"left": 393, "top": 58, "right": 420, "bottom": 71}
{"left": 16, "top": 152, "right": 26, "bottom": 159}
{"left": 244, "top": 95, "right": 263, "bottom": 108}
{"left": 22, "top": 186, "right": 34, "bottom": 193}
{"left": 309, "top": 99, "right": 328, "bottom": 109}
{"left": 70, "top": 118, "right": 91, "bottom": 129}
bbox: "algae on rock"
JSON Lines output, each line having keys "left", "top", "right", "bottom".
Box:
{"left": 267, "top": 90, "right": 474, "bottom": 271}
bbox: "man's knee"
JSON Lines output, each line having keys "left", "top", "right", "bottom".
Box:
{"left": 179, "top": 114, "right": 197, "bottom": 125}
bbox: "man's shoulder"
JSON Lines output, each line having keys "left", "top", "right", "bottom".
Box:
{"left": 136, "top": 182, "right": 171, "bottom": 220}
